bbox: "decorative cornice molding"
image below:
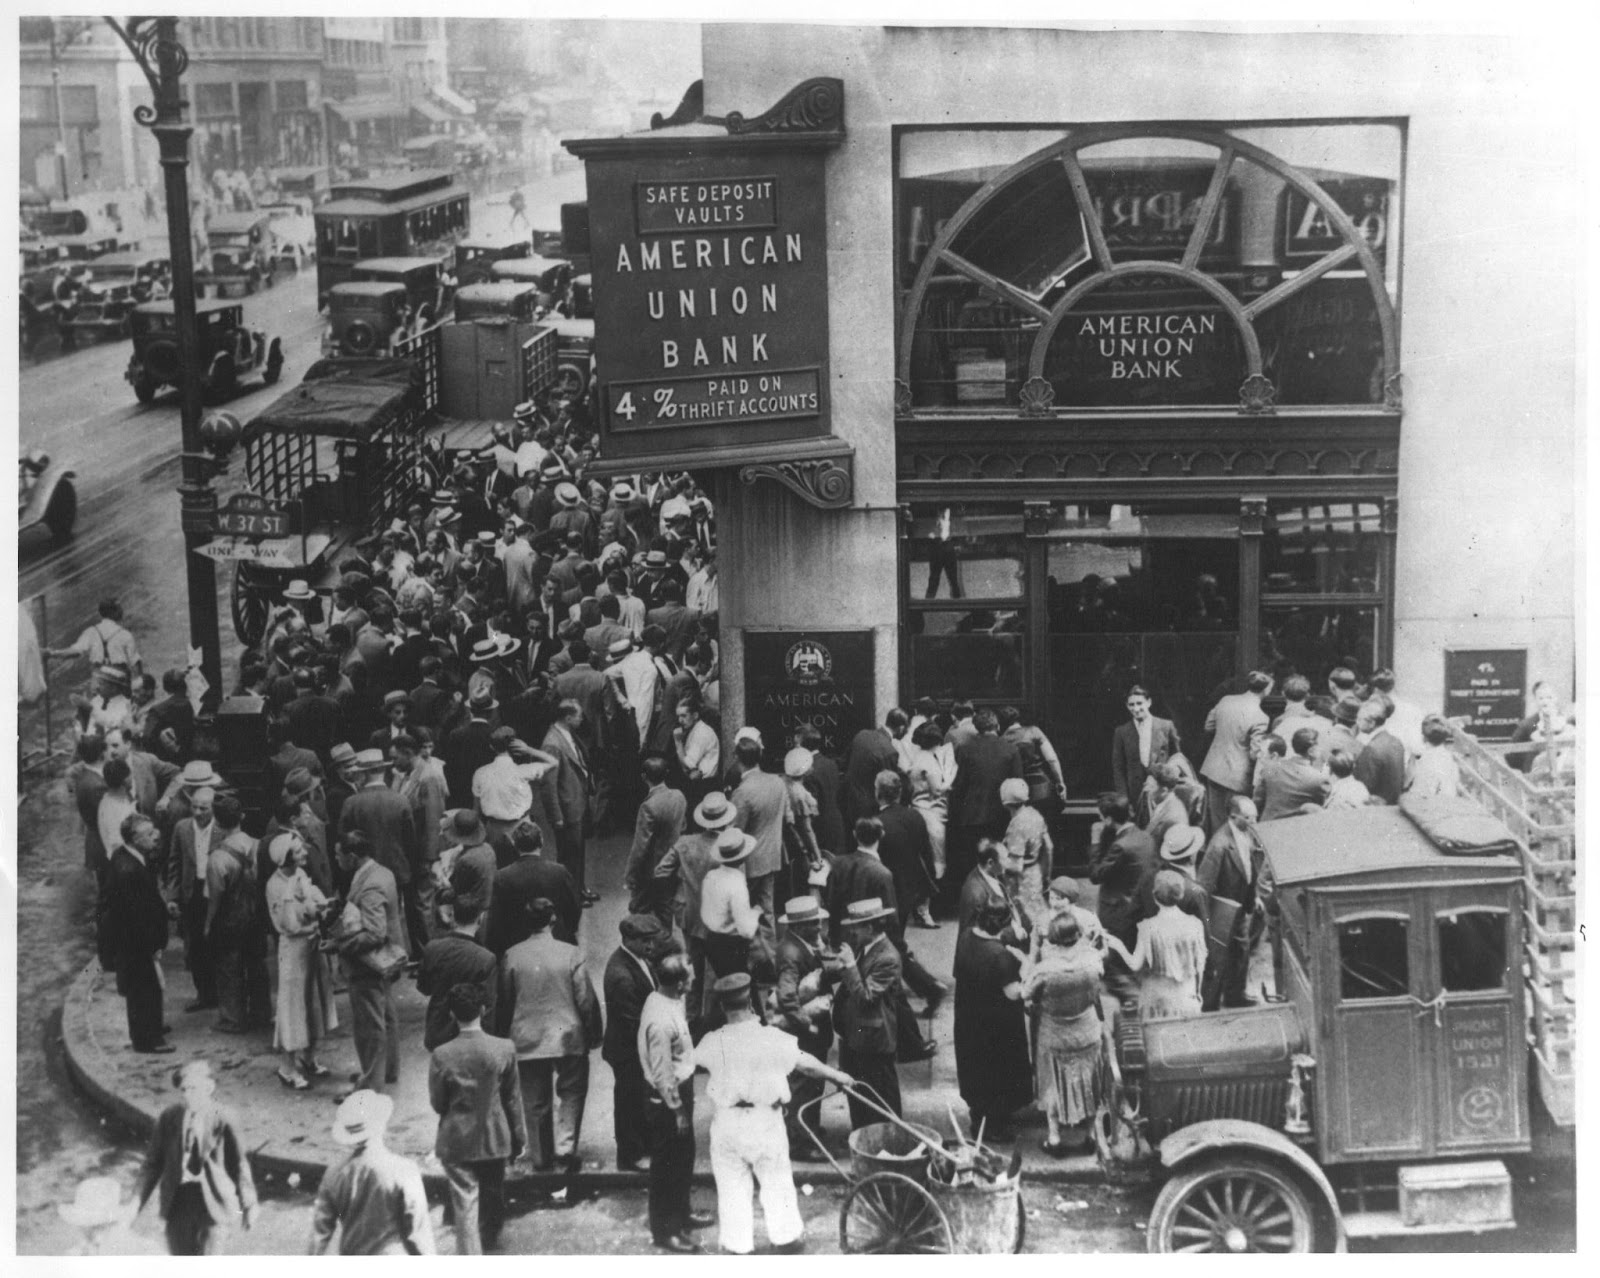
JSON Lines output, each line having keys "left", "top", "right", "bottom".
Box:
{"left": 725, "top": 77, "right": 843, "bottom": 137}
{"left": 739, "top": 453, "right": 853, "bottom": 510}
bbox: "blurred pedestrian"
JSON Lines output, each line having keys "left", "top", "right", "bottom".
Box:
{"left": 310, "top": 1091, "right": 436, "bottom": 1255}
{"left": 136, "top": 1060, "right": 257, "bottom": 1254}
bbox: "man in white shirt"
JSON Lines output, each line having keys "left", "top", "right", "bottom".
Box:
{"left": 605, "top": 636, "right": 659, "bottom": 750}
{"left": 472, "top": 726, "right": 559, "bottom": 848}
{"left": 49, "top": 598, "right": 142, "bottom": 676}
{"left": 637, "top": 954, "right": 712, "bottom": 1252}
{"left": 685, "top": 554, "right": 718, "bottom": 616}
{"left": 672, "top": 697, "right": 720, "bottom": 808}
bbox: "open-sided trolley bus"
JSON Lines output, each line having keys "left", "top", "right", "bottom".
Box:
{"left": 313, "top": 168, "right": 470, "bottom": 306}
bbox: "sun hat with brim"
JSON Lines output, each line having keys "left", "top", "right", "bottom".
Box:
{"left": 778, "top": 897, "right": 828, "bottom": 926}
{"left": 841, "top": 897, "right": 895, "bottom": 925}
{"left": 430, "top": 489, "right": 457, "bottom": 507}
{"left": 1160, "top": 826, "right": 1206, "bottom": 863}
{"left": 58, "top": 1176, "right": 136, "bottom": 1230}
{"left": 555, "top": 483, "right": 581, "bottom": 508}
{"left": 714, "top": 828, "right": 756, "bottom": 866}
{"left": 694, "top": 792, "right": 738, "bottom": 830}
{"left": 97, "top": 665, "right": 131, "bottom": 688}
{"left": 282, "top": 579, "right": 317, "bottom": 602}
{"left": 179, "top": 760, "right": 223, "bottom": 789}
{"left": 644, "top": 550, "right": 669, "bottom": 567}
{"left": 471, "top": 637, "right": 508, "bottom": 662}
{"left": 609, "top": 481, "right": 637, "bottom": 504}
{"left": 283, "top": 766, "right": 319, "bottom": 800}
{"left": 784, "top": 747, "right": 814, "bottom": 779}
{"left": 349, "top": 747, "right": 389, "bottom": 772}
{"left": 999, "top": 778, "right": 1030, "bottom": 806}
{"left": 332, "top": 1090, "right": 394, "bottom": 1146}
{"left": 734, "top": 726, "right": 763, "bottom": 747}
{"left": 329, "top": 742, "right": 358, "bottom": 768}
{"left": 607, "top": 636, "right": 634, "bottom": 658}
{"left": 267, "top": 832, "right": 300, "bottom": 868}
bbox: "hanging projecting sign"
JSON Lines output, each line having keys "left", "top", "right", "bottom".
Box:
{"left": 573, "top": 139, "right": 833, "bottom": 457}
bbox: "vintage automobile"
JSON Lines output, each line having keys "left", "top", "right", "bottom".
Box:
{"left": 198, "top": 211, "right": 278, "bottom": 296}
{"left": 546, "top": 314, "right": 596, "bottom": 401}
{"left": 258, "top": 199, "right": 317, "bottom": 270}
{"left": 322, "top": 282, "right": 415, "bottom": 356}
{"left": 222, "top": 356, "right": 431, "bottom": 645}
{"left": 125, "top": 298, "right": 285, "bottom": 404}
{"left": 452, "top": 281, "right": 541, "bottom": 324}
{"left": 1095, "top": 800, "right": 1555, "bottom": 1252}
{"left": 270, "top": 164, "right": 332, "bottom": 206}
{"left": 56, "top": 233, "right": 125, "bottom": 264}
{"left": 57, "top": 250, "right": 172, "bottom": 347}
{"left": 20, "top": 239, "right": 71, "bottom": 353}
{"left": 453, "top": 231, "right": 533, "bottom": 286}
{"left": 18, "top": 447, "right": 77, "bottom": 545}
{"left": 488, "top": 254, "right": 574, "bottom": 313}
{"left": 347, "top": 256, "right": 452, "bottom": 328}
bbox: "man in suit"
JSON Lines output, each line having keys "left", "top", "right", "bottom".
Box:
{"left": 731, "top": 735, "right": 790, "bottom": 980}
{"left": 1270, "top": 674, "right": 1331, "bottom": 762}
{"left": 416, "top": 899, "right": 498, "bottom": 1051}
{"left": 1089, "top": 791, "right": 1159, "bottom": 1005}
{"left": 823, "top": 818, "right": 898, "bottom": 946}
{"left": 627, "top": 757, "right": 686, "bottom": 922}
{"left": 334, "top": 830, "right": 406, "bottom": 1095}
{"left": 204, "top": 796, "right": 270, "bottom": 1035}
{"left": 957, "top": 837, "right": 1014, "bottom": 935}
{"left": 946, "top": 708, "right": 1022, "bottom": 904}
{"left": 653, "top": 791, "right": 736, "bottom": 1032}
{"left": 841, "top": 717, "right": 902, "bottom": 828}
{"left": 873, "top": 771, "right": 936, "bottom": 932}
{"left": 286, "top": 667, "right": 342, "bottom": 764}
{"left": 1199, "top": 796, "right": 1269, "bottom": 1009}
{"left": 773, "top": 897, "right": 837, "bottom": 1160}
{"left": 429, "top": 983, "right": 527, "bottom": 1254}
{"left": 408, "top": 658, "right": 454, "bottom": 735}
{"left": 1200, "top": 670, "right": 1272, "bottom": 836}
{"left": 100, "top": 813, "right": 176, "bottom": 1053}
{"left": 542, "top": 698, "right": 596, "bottom": 903}
{"left": 71, "top": 733, "right": 111, "bottom": 885}
{"left": 794, "top": 724, "right": 846, "bottom": 855}
{"left": 136, "top": 1060, "right": 257, "bottom": 1253}
{"left": 339, "top": 748, "right": 420, "bottom": 952}
{"left": 487, "top": 820, "right": 581, "bottom": 952}
{"left": 1256, "top": 727, "right": 1333, "bottom": 820}
{"left": 603, "top": 914, "right": 670, "bottom": 1172}
{"left": 496, "top": 896, "right": 603, "bottom": 1174}
{"left": 444, "top": 687, "right": 500, "bottom": 808}
{"left": 1110, "top": 685, "right": 1181, "bottom": 815}
{"left": 833, "top": 898, "right": 905, "bottom": 1127}
{"left": 523, "top": 613, "right": 563, "bottom": 683}
{"left": 164, "top": 785, "right": 219, "bottom": 1011}
{"left": 1354, "top": 695, "right": 1408, "bottom": 805}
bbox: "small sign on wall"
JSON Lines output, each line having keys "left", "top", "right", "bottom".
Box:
{"left": 1442, "top": 648, "right": 1527, "bottom": 741}
{"left": 743, "top": 629, "right": 875, "bottom": 765}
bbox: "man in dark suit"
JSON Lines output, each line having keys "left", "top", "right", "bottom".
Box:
{"left": 1089, "top": 792, "right": 1158, "bottom": 1004}
{"left": 823, "top": 817, "right": 898, "bottom": 946}
{"left": 70, "top": 733, "right": 110, "bottom": 885}
{"left": 833, "top": 899, "right": 904, "bottom": 1127}
{"left": 873, "top": 771, "right": 936, "bottom": 929}
{"left": 1354, "top": 696, "right": 1408, "bottom": 805}
{"left": 627, "top": 757, "right": 686, "bottom": 922}
{"left": 1199, "top": 796, "right": 1268, "bottom": 1009}
{"left": 164, "top": 786, "right": 219, "bottom": 1011}
{"left": 945, "top": 708, "right": 1022, "bottom": 903}
{"left": 603, "top": 914, "right": 669, "bottom": 1172}
{"left": 1200, "top": 671, "right": 1271, "bottom": 836}
{"left": 1111, "top": 684, "right": 1181, "bottom": 814}
{"left": 408, "top": 658, "right": 454, "bottom": 734}
{"left": 100, "top": 813, "right": 176, "bottom": 1053}
{"left": 543, "top": 699, "right": 595, "bottom": 901}
{"left": 429, "top": 983, "right": 526, "bottom": 1254}
{"left": 444, "top": 687, "right": 500, "bottom": 808}
{"left": 957, "top": 837, "right": 1013, "bottom": 935}
{"left": 338, "top": 748, "right": 420, "bottom": 925}
{"left": 1255, "top": 727, "right": 1333, "bottom": 820}
{"left": 841, "top": 718, "right": 902, "bottom": 828}
{"left": 137, "top": 1060, "right": 257, "bottom": 1253}
{"left": 416, "top": 899, "right": 498, "bottom": 1051}
{"left": 486, "top": 820, "right": 581, "bottom": 951}
{"left": 773, "top": 897, "right": 837, "bottom": 1160}
{"left": 795, "top": 725, "right": 846, "bottom": 855}
{"left": 285, "top": 667, "right": 341, "bottom": 764}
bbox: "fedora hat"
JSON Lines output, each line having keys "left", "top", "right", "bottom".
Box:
{"left": 783, "top": 747, "right": 814, "bottom": 780}
{"left": 609, "top": 480, "right": 637, "bottom": 504}
{"left": 449, "top": 808, "right": 487, "bottom": 845}
{"left": 999, "top": 777, "right": 1030, "bottom": 807}
{"left": 468, "top": 685, "right": 499, "bottom": 712}
{"left": 329, "top": 742, "right": 357, "bottom": 769}
{"left": 282, "top": 579, "right": 317, "bottom": 602}
{"left": 283, "top": 766, "right": 319, "bottom": 801}
{"left": 694, "top": 791, "right": 737, "bottom": 830}
{"left": 350, "top": 747, "right": 389, "bottom": 773}
{"left": 58, "top": 1176, "right": 135, "bottom": 1230}
{"left": 778, "top": 896, "right": 828, "bottom": 926}
{"left": 714, "top": 828, "right": 756, "bottom": 866}
{"left": 1160, "top": 825, "right": 1206, "bottom": 863}
{"left": 555, "top": 482, "right": 581, "bottom": 508}
{"left": 842, "top": 897, "right": 895, "bottom": 925}
{"left": 179, "top": 759, "right": 223, "bottom": 789}
{"left": 332, "top": 1089, "right": 394, "bottom": 1147}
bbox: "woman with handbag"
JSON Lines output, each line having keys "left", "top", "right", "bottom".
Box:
{"left": 264, "top": 831, "right": 338, "bottom": 1089}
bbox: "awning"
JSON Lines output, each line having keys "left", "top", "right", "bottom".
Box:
{"left": 325, "top": 97, "right": 406, "bottom": 124}
{"left": 432, "top": 86, "right": 476, "bottom": 117}
{"left": 410, "top": 100, "right": 451, "bottom": 125}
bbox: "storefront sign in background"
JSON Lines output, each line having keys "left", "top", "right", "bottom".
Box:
{"left": 584, "top": 149, "right": 831, "bottom": 456}
{"left": 744, "top": 630, "right": 874, "bottom": 767}
{"left": 1281, "top": 175, "right": 1392, "bottom": 268}
{"left": 1443, "top": 648, "right": 1527, "bottom": 741}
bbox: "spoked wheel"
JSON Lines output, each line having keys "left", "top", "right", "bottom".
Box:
{"left": 840, "top": 1172, "right": 953, "bottom": 1255}
{"left": 231, "top": 563, "right": 273, "bottom": 647}
{"left": 1147, "top": 1156, "right": 1315, "bottom": 1253}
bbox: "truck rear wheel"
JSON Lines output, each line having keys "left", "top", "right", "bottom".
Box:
{"left": 1147, "top": 1155, "right": 1314, "bottom": 1253}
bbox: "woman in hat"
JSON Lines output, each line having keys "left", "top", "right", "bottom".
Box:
{"left": 780, "top": 747, "right": 826, "bottom": 897}
{"left": 953, "top": 899, "right": 1035, "bottom": 1141}
{"left": 1000, "top": 776, "right": 1053, "bottom": 928}
{"left": 261, "top": 768, "right": 332, "bottom": 894}
{"left": 265, "top": 831, "right": 338, "bottom": 1089}
{"left": 1023, "top": 914, "right": 1106, "bottom": 1154}
{"left": 1104, "top": 868, "right": 1209, "bottom": 1021}
{"left": 1031, "top": 875, "right": 1105, "bottom": 960}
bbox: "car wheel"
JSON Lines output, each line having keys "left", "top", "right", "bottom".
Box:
{"left": 342, "top": 319, "right": 377, "bottom": 355}
{"left": 1147, "top": 1155, "right": 1316, "bottom": 1253}
{"left": 133, "top": 372, "right": 157, "bottom": 404}
{"left": 45, "top": 481, "right": 78, "bottom": 545}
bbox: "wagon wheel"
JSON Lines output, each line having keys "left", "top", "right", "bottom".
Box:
{"left": 840, "top": 1172, "right": 953, "bottom": 1255}
{"left": 231, "top": 562, "right": 273, "bottom": 647}
{"left": 1147, "top": 1155, "right": 1314, "bottom": 1253}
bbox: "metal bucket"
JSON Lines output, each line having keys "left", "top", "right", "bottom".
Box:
{"left": 847, "top": 1121, "right": 944, "bottom": 1183}
{"left": 928, "top": 1170, "right": 1025, "bottom": 1254}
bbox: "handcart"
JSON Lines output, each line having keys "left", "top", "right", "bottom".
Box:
{"left": 796, "top": 1082, "right": 1026, "bottom": 1254}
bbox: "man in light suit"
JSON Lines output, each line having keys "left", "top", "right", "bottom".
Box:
{"left": 1110, "top": 685, "right": 1181, "bottom": 817}
{"left": 496, "top": 896, "right": 603, "bottom": 1174}
{"left": 542, "top": 698, "right": 595, "bottom": 903}
{"left": 1200, "top": 671, "right": 1272, "bottom": 836}
{"left": 137, "top": 1060, "right": 257, "bottom": 1254}
{"left": 164, "top": 786, "right": 219, "bottom": 1011}
{"left": 335, "top": 829, "right": 406, "bottom": 1095}
{"left": 429, "top": 983, "right": 526, "bottom": 1254}
{"left": 731, "top": 735, "right": 790, "bottom": 981}
{"left": 626, "top": 757, "right": 686, "bottom": 923}
{"left": 1255, "top": 727, "right": 1333, "bottom": 820}
{"left": 603, "top": 914, "right": 669, "bottom": 1172}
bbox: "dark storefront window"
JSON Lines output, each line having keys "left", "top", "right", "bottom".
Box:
{"left": 1261, "top": 499, "right": 1385, "bottom": 689}
{"left": 909, "top": 609, "right": 1026, "bottom": 701}
{"left": 1262, "top": 605, "right": 1378, "bottom": 689}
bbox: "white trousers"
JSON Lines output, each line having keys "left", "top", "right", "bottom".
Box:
{"left": 709, "top": 1108, "right": 804, "bottom": 1254}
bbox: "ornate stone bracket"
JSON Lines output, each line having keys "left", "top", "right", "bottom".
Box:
{"left": 651, "top": 79, "right": 710, "bottom": 130}
{"left": 1239, "top": 496, "right": 1269, "bottom": 536}
{"left": 725, "top": 77, "right": 844, "bottom": 137}
{"left": 894, "top": 378, "right": 913, "bottom": 416}
{"left": 1019, "top": 376, "right": 1056, "bottom": 417}
{"left": 1239, "top": 373, "right": 1278, "bottom": 415}
{"left": 1383, "top": 372, "right": 1404, "bottom": 411}
{"left": 739, "top": 453, "right": 853, "bottom": 510}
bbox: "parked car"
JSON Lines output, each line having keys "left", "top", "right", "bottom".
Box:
{"left": 198, "top": 211, "right": 277, "bottom": 296}
{"left": 258, "top": 199, "right": 317, "bottom": 270}
{"left": 488, "top": 254, "right": 575, "bottom": 314}
{"left": 454, "top": 231, "right": 532, "bottom": 286}
{"left": 322, "top": 282, "right": 414, "bottom": 356}
{"left": 57, "top": 250, "right": 172, "bottom": 347}
{"left": 348, "top": 256, "right": 452, "bottom": 328}
{"left": 18, "top": 447, "right": 77, "bottom": 545}
{"left": 125, "top": 298, "right": 284, "bottom": 403}
{"left": 56, "top": 233, "right": 124, "bottom": 263}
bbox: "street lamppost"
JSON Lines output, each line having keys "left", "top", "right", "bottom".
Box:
{"left": 105, "top": 15, "right": 225, "bottom": 706}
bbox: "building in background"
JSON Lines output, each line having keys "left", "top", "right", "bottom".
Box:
{"left": 184, "top": 17, "right": 325, "bottom": 180}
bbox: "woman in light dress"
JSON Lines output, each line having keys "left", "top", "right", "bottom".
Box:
{"left": 905, "top": 720, "right": 957, "bottom": 927}
{"left": 1104, "top": 869, "right": 1208, "bottom": 1021}
{"left": 1000, "top": 778, "right": 1052, "bottom": 928}
{"left": 265, "top": 831, "right": 338, "bottom": 1089}
{"left": 1022, "top": 914, "right": 1106, "bottom": 1154}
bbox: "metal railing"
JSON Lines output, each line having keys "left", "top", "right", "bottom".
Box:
{"left": 394, "top": 320, "right": 444, "bottom": 413}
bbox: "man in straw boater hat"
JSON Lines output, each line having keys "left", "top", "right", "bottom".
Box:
{"left": 832, "top": 896, "right": 907, "bottom": 1130}
{"left": 693, "top": 972, "right": 855, "bottom": 1255}
{"left": 310, "top": 1089, "right": 436, "bottom": 1255}
{"left": 773, "top": 896, "right": 840, "bottom": 1161}
{"left": 698, "top": 826, "right": 762, "bottom": 1028}
{"left": 136, "top": 1059, "right": 258, "bottom": 1254}
{"left": 653, "top": 789, "right": 738, "bottom": 1031}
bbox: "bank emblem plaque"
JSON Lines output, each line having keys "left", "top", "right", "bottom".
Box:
{"left": 785, "top": 638, "right": 833, "bottom": 686}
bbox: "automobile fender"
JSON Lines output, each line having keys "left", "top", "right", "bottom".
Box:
{"left": 1158, "top": 1119, "right": 1346, "bottom": 1252}
{"left": 20, "top": 466, "right": 76, "bottom": 529}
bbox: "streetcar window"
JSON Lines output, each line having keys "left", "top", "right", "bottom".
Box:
{"left": 1337, "top": 915, "right": 1409, "bottom": 1000}
{"left": 357, "top": 220, "right": 380, "bottom": 257}
{"left": 1438, "top": 910, "right": 1508, "bottom": 992}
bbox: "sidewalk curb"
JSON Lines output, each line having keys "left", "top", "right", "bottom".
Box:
{"left": 61, "top": 962, "right": 1108, "bottom": 1192}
